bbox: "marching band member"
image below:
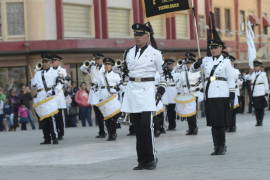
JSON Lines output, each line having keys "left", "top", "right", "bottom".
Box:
{"left": 31, "top": 54, "right": 59, "bottom": 145}
{"left": 51, "top": 54, "right": 68, "bottom": 140}
{"left": 121, "top": 23, "right": 165, "bottom": 170}
{"left": 193, "top": 39, "right": 235, "bottom": 155}
{"left": 248, "top": 60, "right": 269, "bottom": 126}
{"left": 175, "top": 52, "right": 202, "bottom": 135}
{"left": 80, "top": 53, "right": 106, "bottom": 138}
{"left": 162, "top": 59, "right": 177, "bottom": 131}
{"left": 97, "top": 57, "right": 121, "bottom": 141}
{"left": 226, "top": 55, "right": 242, "bottom": 132}
{"left": 153, "top": 72, "right": 166, "bottom": 137}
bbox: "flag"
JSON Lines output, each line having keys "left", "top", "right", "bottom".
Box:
{"left": 144, "top": 0, "right": 191, "bottom": 18}
{"left": 246, "top": 21, "right": 256, "bottom": 68}
{"left": 206, "top": 12, "right": 223, "bottom": 56}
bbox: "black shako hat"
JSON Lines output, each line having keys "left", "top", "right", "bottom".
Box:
{"left": 184, "top": 52, "right": 196, "bottom": 64}
{"left": 132, "top": 23, "right": 151, "bottom": 36}
{"left": 51, "top": 54, "right": 63, "bottom": 61}
{"left": 164, "top": 58, "right": 175, "bottom": 65}
{"left": 103, "top": 57, "right": 115, "bottom": 66}
{"left": 253, "top": 59, "right": 263, "bottom": 66}
{"left": 93, "top": 52, "right": 104, "bottom": 59}
{"left": 41, "top": 53, "right": 52, "bottom": 61}
{"left": 209, "top": 39, "right": 224, "bottom": 49}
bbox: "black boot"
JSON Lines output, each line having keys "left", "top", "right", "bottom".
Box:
{"left": 143, "top": 158, "right": 158, "bottom": 170}
{"left": 133, "top": 163, "right": 144, "bottom": 170}
{"left": 40, "top": 140, "right": 51, "bottom": 145}
{"left": 52, "top": 139, "right": 59, "bottom": 144}
{"left": 96, "top": 133, "right": 107, "bottom": 138}
{"left": 107, "top": 134, "right": 117, "bottom": 141}
{"left": 216, "top": 145, "right": 227, "bottom": 155}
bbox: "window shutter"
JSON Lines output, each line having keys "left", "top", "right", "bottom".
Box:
{"left": 108, "top": 8, "right": 131, "bottom": 37}
{"left": 7, "top": 2, "right": 25, "bottom": 36}
{"left": 63, "top": 4, "right": 91, "bottom": 38}
{"left": 175, "top": 14, "right": 188, "bottom": 39}
{"left": 149, "top": 16, "right": 165, "bottom": 39}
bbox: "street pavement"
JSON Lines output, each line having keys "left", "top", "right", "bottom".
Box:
{"left": 0, "top": 112, "right": 270, "bottom": 180}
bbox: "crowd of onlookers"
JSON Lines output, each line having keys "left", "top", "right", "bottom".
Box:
{"left": 0, "top": 82, "right": 94, "bottom": 132}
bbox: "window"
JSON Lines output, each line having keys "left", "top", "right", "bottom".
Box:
{"left": 148, "top": 16, "right": 165, "bottom": 39}
{"left": 240, "top": 10, "right": 246, "bottom": 34}
{"left": 108, "top": 8, "right": 131, "bottom": 38}
{"left": 6, "top": 2, "right": 25, "bottom": 36}
{"left": 63, "top": 4, "right": 92, "bottom": 38}
{"left": 214, "top": 8, "right": 221, "bottom": 30}
{"left": 198, "top": 16, "right": 206, "bottom": 39}
{"left": 224, "top": 9, "right": 232, "bottom": 34}
{"left": 264, "top": 27, "right": 268, "bottom": 35}
{"left": 175, "top": 14, "right": 189, "bottom": 39}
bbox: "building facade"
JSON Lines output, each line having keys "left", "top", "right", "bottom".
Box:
{"left": 0, "top": 0, "right": 270, "bottom": 90}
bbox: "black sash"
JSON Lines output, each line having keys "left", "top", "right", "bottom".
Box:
{"left": 41, "top": 70, "right": 48, "bottom": 91}
{"left": 251, "top": 73, "right": 261, "bottom": 97}
{"left": 103, "top": 72, "right": 112, "bottom": 95}
{"left": 184, "top": 69, "right": 190, "bottom": 90}
{"left": 205, "top": 60, "right": 222, "bottom": 99}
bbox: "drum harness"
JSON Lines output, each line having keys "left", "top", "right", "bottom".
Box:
{"left": 41, "top": 70, "right": 54, "bottom": 95}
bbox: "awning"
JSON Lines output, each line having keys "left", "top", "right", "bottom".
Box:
{"left": 249, "top": 15, "right": 260, "bottom": 25}
{"left": 262, "top": 16, "right": 270, "bottom": 27}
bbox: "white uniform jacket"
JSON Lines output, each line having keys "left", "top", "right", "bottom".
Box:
{"left": 248, "top": 71, "right": 269, "bottom": 97}
{"left": 162, "top": 69, "right": 177, "bottom": 105}
{"left": 52, "top": 66, "right": 67, "bottom": 109}
{"left": 232, "top": 68, "right": 242, "bottom": 97}
{"left": 193, "top": 55, "right": 235, "bottom": 98}
{"left": 80, "top": 64, "right": 105, "bottom": 105}
{"left": 31, "top": 68, "right": 57, "bottom": 102}
{"left": 175, "top": 65, "right": 202, "bottom": 98}
{"left": 121, "top": 45, "right": 164, "bottom": 113}
{"left": 98, "top": 70, "right": 121, "bottom": 101}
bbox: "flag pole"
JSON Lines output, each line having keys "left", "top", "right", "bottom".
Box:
{"left": 191, "top": 0, "right": 201, "bottom": 58}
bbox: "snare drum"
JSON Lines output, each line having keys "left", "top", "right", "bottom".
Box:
{"left": 175, "top": 94, "right": 196, "bottom": 117}
{"left": 33, "top": 96, "right": 59, "bottom": 121}
{"left": 96, "top": 94, "right": 121, "bottom": 120}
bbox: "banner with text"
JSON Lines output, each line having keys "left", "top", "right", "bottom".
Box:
{"left": 144, "top": 0, "right": 191, "bottom": 17}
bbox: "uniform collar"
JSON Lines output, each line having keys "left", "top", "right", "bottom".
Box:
{"left": 42, "top": 68, "right": 50, "bottom": 72}
{"left": 213, "top": 55, "right": 221, "bottom": 61}
{"left": 53, "top": 66, "right": 59, "bottom": 70}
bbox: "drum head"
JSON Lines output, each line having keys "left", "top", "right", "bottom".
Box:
{"left": 175, "top": 94, "right": 196, "bottom": 104}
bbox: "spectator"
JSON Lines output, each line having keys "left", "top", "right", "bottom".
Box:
{"left": 8, "top": 89, "right": 20, "bottom": 131}
{"left": 3, "top": 99, "right": 14, "bottom": 131}
{"left": 65, "top": 89, "right": 77, "bottom": 127}
{"left": 18, "top": 103, "right": 29, "bottom": 130}
{"left": 0, "top": 98, "right": 4, "bottom": 131}
{"left": 75, "top": 82, "right": 92, "bottom": 127}
{"left": 0, "top": 87, "right": 6, "bottom": 102}
{"left": 19, "top": 85, "right": 36, "bottom": 130}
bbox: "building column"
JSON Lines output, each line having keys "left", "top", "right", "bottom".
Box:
{"left": 166, "top": 17, "right": 172, "bottom": 39}
{"left": 94, "top": 0, "right": 102, "bottom": 39}
{"left": 100, "top": 0, "right": 108, "bottom": 39}
{"left": 55, "top": 0, "right": 64, "bottom": 40}
{"left": 257, "top": 0, "right": 262, "bottom": 47}
{"left": 234, "top": 0, "right": 240, "bottom": 59}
